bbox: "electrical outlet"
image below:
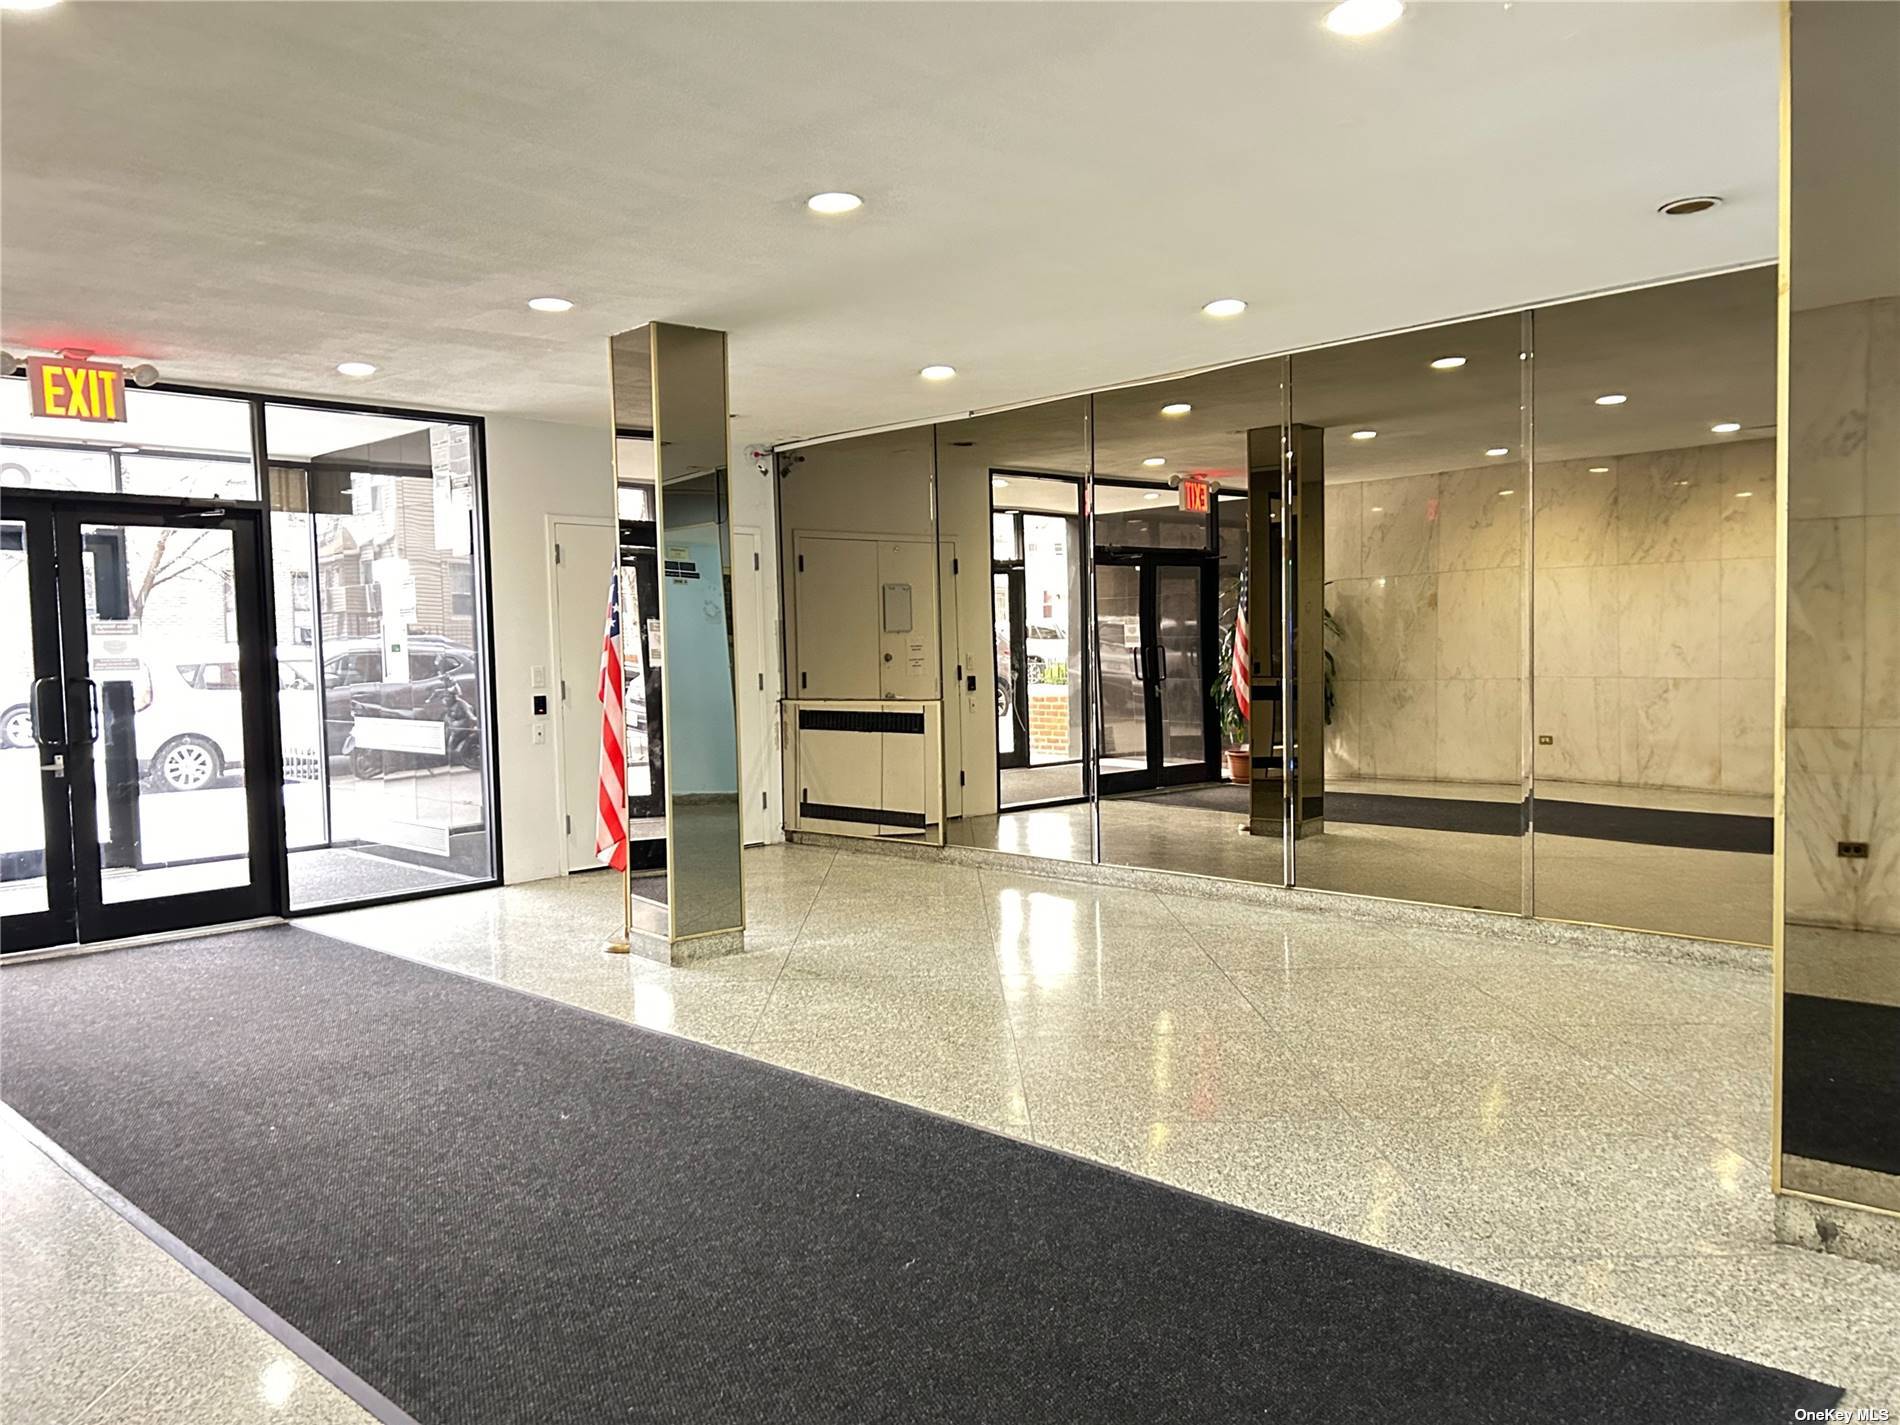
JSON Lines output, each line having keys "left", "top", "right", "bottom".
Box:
{"left": 1537, "top": 735, "right": 1554, "bottom": 746}
{"left": 1838, "top": 840, "right": 1869, "bottom": 859}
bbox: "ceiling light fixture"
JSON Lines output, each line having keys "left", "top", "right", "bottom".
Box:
{"left": 1351, "top": 430, "right": 1378, "bottom": 441}
{"left": 1486, "top": 447, "right": 1511, "bottom": 457}
{"left": 1143, "top": 456, "right": 1166, "bottom": 467}
{"left": 1429, "top": 355, "right": 1467, "bottom": 371}
{"left": 1658, "top": 195, "right": 1724, "bottom": 217}
{"left": 527, "top": 297, "right": 574, "bottom": 313}
{"left": 1161, "top": 402, "right": 1192, "bottom": 416}
{"left": 806, "top": 191, "right": 863, "bottom": 215}
{"left": 336, "top": 361, "right": 377, "bottom": 378}
{"left": 1588, "top": 466, "right": 1610, "bottom": 474}
{"left": 1710, "top": 421, "right": 1742, "bottom": 434}
{"left": 1497, "top": 489, "right": 1515, "bottom": 497}
{"left": 1595, "top": 393, "right": 1628, "bottom": 406}
{"left": 1735, "top": 491, "right": 1754, "bottom": 499}
{"left": 1201, "top": 298, "right": 1247, "bottom": 318}
{"left": 920, "top": 364, "right": 956, "bottom": 381}
{"left": 1323, "top": 0, "right": 1404, "bottom": 37}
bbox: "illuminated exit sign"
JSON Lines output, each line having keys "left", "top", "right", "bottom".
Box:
{"left": 27, "top": 356, "right": 128, "bottom": 423}
{"left": 1178, "top": 476, "right": 1211, "bottom": 514}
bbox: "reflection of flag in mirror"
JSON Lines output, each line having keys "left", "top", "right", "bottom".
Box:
{"left": 595, "top": 573, "right": 628, "bottom": 871}
{"left": 1231, "top": 566, "right": 1250, "bottom": 720}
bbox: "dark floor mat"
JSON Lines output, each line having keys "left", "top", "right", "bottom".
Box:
{"left": 0, "top": 928, "right": 1840, "bottom": 1425}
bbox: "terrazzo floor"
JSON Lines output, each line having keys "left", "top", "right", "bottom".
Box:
{"left": 3, "top": 841, "right": 1892, "bottom": 1422}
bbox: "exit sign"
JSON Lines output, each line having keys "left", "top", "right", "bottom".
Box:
{"left": 1179, "top": 476, "right": 1211, "bottom": 514}
{"left": 27, "top": 356, "right": 127, "bottom": 423}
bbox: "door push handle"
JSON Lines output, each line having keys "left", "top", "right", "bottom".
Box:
{"left": 30, "top": 676, "right": 60, "bottom": 746}
{"left": 83, "top": 678, "right": 100, "bottom": 742}
{"left": 40, "top": 753, "right": 65, "bottom": 779}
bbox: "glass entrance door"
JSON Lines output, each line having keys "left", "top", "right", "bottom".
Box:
{"left": 1095, "top": 556, "right": 1216, "bottom": 795}
{"left": 0, "top": 494, "right": 278, "bottom": 952}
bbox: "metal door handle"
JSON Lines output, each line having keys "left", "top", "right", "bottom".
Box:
{"left": 1154, "top": 648, "right": 1168, "bottom": 685}
{"left": 30, "top": 676, "right": 60, "bottom": 746}
{"left": 83, "top": 679, "right": 100, "bottom": 742}
{"left": 40, "top": 753, "right": 65, "bottom": 779}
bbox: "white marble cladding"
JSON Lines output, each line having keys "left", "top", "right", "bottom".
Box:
{"left": 1323, "top": 440, "right": 1776, "bottom": 793}
{"left": 1786, "top": 295, "right": 1900, "bottom": 932}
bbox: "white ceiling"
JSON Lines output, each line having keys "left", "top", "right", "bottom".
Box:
{"left": 1, "top": 1, "right": 1779, "bottom": 458}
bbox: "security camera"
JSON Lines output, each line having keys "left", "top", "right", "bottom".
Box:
{"left": 130, "top": 364, "right": 160, "bottom": 388}
{"left": 0, "top": 351, "right": 17, "bottom": 375}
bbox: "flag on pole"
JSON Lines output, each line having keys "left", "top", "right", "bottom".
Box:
{"left": 1230, "top": 565, "right": 1251, "bottom": 721}
{"left": 595, "top": 572, "right": 629, "bottom": 872}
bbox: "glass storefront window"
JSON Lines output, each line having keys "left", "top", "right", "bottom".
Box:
{"left": 1, "top": 380, "right": 254, "bottom": 497}
{"left": 265, "top": 404, "right": 494, "bottom": 910}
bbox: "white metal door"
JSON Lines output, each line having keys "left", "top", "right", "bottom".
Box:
{"left": 552, "top": 520, "right": 619, "bottom": 872}
{"left": 731, "top": 526, "right": 772, "bottom": 846}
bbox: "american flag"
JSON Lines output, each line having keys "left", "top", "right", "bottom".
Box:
{"left": 594, "top": 572, "right": 628, "bottom": 871}
{"left": 1231, "top": 565, "right": 1251, "bottom": 721}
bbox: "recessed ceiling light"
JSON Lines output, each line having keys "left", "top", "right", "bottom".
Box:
{"left": 1658, "top": 195, "right": 1724, "bottom": 217}
{"left": 1369, "top": 506, "right": 1384, "bottom": 514}
{"left": 1497, "top": 489, "right": 1515, "bottom": 497}
{"left": 807, "top": 191, "right": 863, "bottom": 215}
{"left": 1143, "top": 492, "right": 1161, "bottom": 502}
{"left": 1588, "top": 466, "right": 1610, "bottom": 474}
{"left": 1486, "top": 447, "right": 1510, "bottom": 457}
{"left": 1201, "top": 298, "right": 1247, "bottom": 318}
{"left": 1161, "top": 402, "right": 1193, "bottom": 416}
{"left": 1324, "top": 0, "right": 1404, "bottom": 37}
{"left": 1595, "top": 393, "right": 1628, "bottom": 406}
{"left": 1143, "top": 456, "right": 1166, "bottom": 467}
{"left": 920, "top": 364, "right": 956, "bottom": 381}
{"left": 336, "top": 361, "right": 377, "bottom": 378}
{"left": 1735, "top": 490, "right": 1754, "bottom": 499}
{"left": 1676, "top": 480, "right": 1691, "bottom": 487}
{"left": 1429, "top": 355, "right": 1467, "bottom": 371}
{"left": 527, "top": 297, "right": 574, "bottom": 313}
{"left": 992, "top": 477, "right": 1009, "bottom": 488}
{"left": 1710, "top": 421, "right": 1742, "bottom": 434}
{"left": 1351, "top": 430, "right": 1378, "bottom": 441}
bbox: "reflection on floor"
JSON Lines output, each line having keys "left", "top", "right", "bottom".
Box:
{"left": 6, "top": 841, "right": 1891, "bottom": 1421}
{"left": 949, "top": 778, "right": 1774, "bottom": 945}
{"left": 286, "top": 846, "right": 467, "bottom": 908}
{"left": 999, "top": 761, "right": 1084, "bottom": 809}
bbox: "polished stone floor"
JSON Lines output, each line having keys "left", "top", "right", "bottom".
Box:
{"left": 4, "top": 842, "right": 1894, "bottom": 1421}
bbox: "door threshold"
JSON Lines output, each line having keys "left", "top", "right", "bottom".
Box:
{"left": 2, "top": 916, "right": 286, "bottom": 964}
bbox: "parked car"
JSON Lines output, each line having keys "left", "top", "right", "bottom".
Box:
{"left": 317, "top": 637, "right": 483, "bottom": 758}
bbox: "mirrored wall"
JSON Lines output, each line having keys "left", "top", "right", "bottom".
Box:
{"left": 776, "top": 264, "right": 1778, "bottom": 948}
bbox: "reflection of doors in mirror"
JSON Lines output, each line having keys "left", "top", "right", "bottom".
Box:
{"left": 1094, "top": 556, "right": 1215, "bottom": 794}
{"left": 989, "top": 482, "right": 1086, "bottom": 811}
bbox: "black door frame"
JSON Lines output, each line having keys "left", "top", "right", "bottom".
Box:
{"left": 987, "top": 487, "right": 1089, "bottom": 812}
{"left": 1092, "top": 478, "right": 1222, "bottom": 797}
{"left": 2, "top": 488, "right": 283, "bottom": 950}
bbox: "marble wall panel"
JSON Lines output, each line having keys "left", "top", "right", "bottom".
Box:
{"left": 1533, "top": 676, "right": 1621, "bottom": 783}
{"left": 1620, "top": 677, "right": 1723, "bottom": 790}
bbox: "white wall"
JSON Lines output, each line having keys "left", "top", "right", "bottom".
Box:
{"left": 483, "top": 414, "right": 615, "bottom": 884}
